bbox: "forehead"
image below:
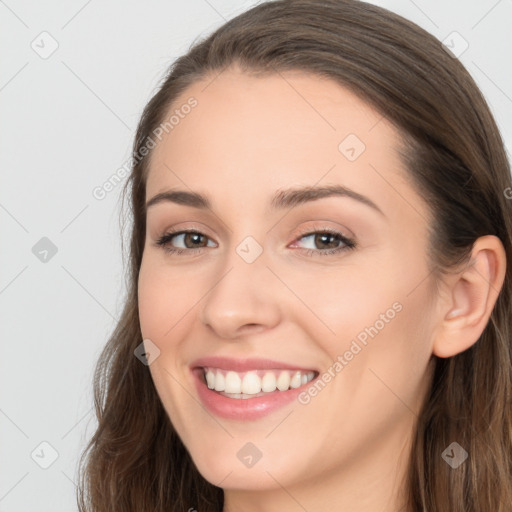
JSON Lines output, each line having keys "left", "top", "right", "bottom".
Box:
{"left": 145, "top": 67, "right": 428, "bottom": 224}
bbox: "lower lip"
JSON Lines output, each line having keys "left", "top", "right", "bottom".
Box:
{"left": 191, "top": 368, "right": 313, "bottom": 421}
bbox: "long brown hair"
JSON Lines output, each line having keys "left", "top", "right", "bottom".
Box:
{"left": 77, "top": 1, "right": 512, "bottom": 510}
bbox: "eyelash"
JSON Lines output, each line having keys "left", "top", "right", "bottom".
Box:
{"left": 155, "top": 227, "right": 357, "bottom": 258}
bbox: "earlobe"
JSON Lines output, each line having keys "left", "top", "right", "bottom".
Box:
{"left": 432, "top": 235, "right": 507, "bottom": 359}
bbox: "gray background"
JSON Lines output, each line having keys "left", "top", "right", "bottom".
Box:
{"left": 1, "top": 0, "right": 511, "bottom": 510}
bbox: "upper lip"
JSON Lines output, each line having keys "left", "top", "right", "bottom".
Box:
{"left": 191, "top": 356, "right": 318, "bottom": 373}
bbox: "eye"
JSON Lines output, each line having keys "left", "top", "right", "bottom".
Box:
{"left": 154, "top": 227, "right": 357, "bottom": 257}
{"left": 155, "top": 229, "right": 216, "bottom": 255}
{"left": 291, "top": 228, "right": 356, "bottom": 257}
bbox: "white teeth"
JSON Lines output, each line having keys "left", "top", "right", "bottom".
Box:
{"left": 261, "top": 372, "right": 277, "bottom": 392}
{"left": 276, "top": 371, "right": 290, "bottom": 391}
{"left": 206, "top": 370, "right": 215, "bottom": 389}
{"left": 241, "top": 372, "right": 261, "bottom": 394}
{"left": 290, "top": 371, "right": 302, "bottom": 389}
{"left": 224, "top": 371, "right": 241, "bottom": 393}
{"left": 204, "top": 367, "right": 316, "bottom": 396}
{"left": 214, "top": 371, "right": 225, "bottom": 392}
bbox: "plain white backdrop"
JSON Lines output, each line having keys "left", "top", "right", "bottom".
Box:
{"left": 1, "top": 0, "right": 511, "bottom": 510}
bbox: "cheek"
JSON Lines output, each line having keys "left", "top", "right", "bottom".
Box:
{"left": 337, "top": 271, "right": 436, "bottom": 416}
{"left": 305, "top": 247, "right": 434, "bottom": 388}
{"left": 137, "top": 255, "right": 207, "bottom": 347}
{"left": 137, "top": 258, "right": 198, "bottom": 419}
{"left": 293, "top": 263, "right": 402, "bottom": 346}
{"left": 137, "top": 254, "right": 186, "bottom": 349}
{"left": 137, "top": 258, "right": 163, "bottom": 340}
{"left": 137, "top": 256, "right": 181, "bottom": 342}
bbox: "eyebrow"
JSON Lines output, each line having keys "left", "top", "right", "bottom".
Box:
{"left": 145, "top": 184, "right": 385, "bottom": 217}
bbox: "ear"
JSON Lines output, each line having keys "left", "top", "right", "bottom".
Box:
{"left": 432, "top": 235, "right": 507, "bottom": 358}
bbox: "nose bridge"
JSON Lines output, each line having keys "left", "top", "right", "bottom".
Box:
{"left": 199, "top": 234, "right": 282, "bottom": 338}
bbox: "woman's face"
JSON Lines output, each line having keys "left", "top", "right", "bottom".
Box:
{"left": 138, "top": 67, "right": 438, "bottom": 497}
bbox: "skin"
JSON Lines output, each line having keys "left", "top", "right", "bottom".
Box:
{"left": 137, "top": 65, "right": 506, "bottom": 512}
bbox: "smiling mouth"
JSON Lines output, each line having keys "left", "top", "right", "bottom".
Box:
{"left": 201, "top": 367, "right": 318, "bottom": 399}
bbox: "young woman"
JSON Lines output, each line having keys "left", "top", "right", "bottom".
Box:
{"left": 77, "top": 1, "right": 512, "bottom": 510}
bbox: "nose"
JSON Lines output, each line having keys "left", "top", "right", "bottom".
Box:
{"left": 199, "top": 247, "right": 282, "bottom": 339}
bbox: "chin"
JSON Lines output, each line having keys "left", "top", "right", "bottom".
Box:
{"left": 188, "top": 444, "right": 306, "bottom": 491}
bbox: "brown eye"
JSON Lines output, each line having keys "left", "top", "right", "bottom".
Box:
{"left": 312, "top": 233, "right": 341, "bottom": 250}
{"left": 181, "top": 232, "right": 208, "bottom": 248}
{"left": 156, "top": 230, "right": 216, "bottom": 254}
{"left": 293, "top": 230, "right": 356, "bottom": 256}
